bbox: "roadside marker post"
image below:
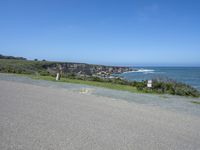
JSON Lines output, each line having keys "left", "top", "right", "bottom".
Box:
{"left": 56, "top": 73, "right": 60, "bottom": 81}
{"left": 147, "top": 80, "right": 152, "bottom": 88}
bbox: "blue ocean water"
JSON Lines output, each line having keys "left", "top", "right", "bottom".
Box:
{"left": 117, "top": 67, "right": 200, "bottom": 91}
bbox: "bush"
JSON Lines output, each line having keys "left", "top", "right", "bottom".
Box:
{"left": 111, "top": 78, "right": 131, "bottom": 85}
{"left": 39, "top": 71, "right": 49, "bottom": 76}
{"left": 134, "top": 79, "right": 200, "bottom": 97}
{"left": 90, "top": 76, "right": 103, "bottom": 82}
{"left": 134, "top": 81, "right": 147, "bottom": 91}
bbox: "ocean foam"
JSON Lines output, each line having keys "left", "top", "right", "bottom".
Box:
{"left": 123, "top": 69, "right": 155, "bottom": 74}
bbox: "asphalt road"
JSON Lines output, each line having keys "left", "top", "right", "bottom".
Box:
{"left": 0, "top": 80, "right": 200, "bottom": 150}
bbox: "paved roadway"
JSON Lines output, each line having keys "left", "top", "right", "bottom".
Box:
{"left": 0, "top": 80, "right": 200, "bottom": 150}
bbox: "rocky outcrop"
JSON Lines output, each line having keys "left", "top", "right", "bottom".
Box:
{"left": 47, "top": 62, "right": 133, "bottom": 76}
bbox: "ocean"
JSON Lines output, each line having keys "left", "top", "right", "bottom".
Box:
{"left": 116, "top": 67, "right": 200, "bottom": 91}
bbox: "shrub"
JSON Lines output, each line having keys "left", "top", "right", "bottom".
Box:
{"left": 134, "top": 81, "right": 147, "bottom": 91}
{"left": 135, "top": 79, "right": 200, "bottom": 97}
{"left": 91, "top": 76, "right": 103, "bottom": 82}
{"left": 39, "top": 71, "right": 49, "bottom": 76}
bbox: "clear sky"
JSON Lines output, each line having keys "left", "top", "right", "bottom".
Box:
{"left": 0, "top": 0, "right": 200, "bottom": 66}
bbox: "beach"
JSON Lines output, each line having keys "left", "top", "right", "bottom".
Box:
{"left": 1, "top": 77, "right": 200, "bottom": 149}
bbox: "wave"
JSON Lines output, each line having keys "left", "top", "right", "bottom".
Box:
{"left": 123, "top": 69, "right": 155, "bottom": 74}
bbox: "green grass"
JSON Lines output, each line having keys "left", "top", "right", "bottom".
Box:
{"left": 31, "top": 75, "right": 138, "bottom": 93}
{"left": 191, "top": 101, "right": 200, "bottom": 105}
{"left": 3, "top": 73, "right": 138, "bottom": 93}
{"left": 0, "top": 59, "right": 54, "bottom": 75}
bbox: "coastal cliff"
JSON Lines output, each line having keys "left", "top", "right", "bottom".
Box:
{"left": 47, "top": 63, "right": 132, "bottom": 76}
{"left": 0, "top": 54, "right": 133, "bottom": 77}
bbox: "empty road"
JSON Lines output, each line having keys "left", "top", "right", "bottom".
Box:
{"left": 0, "top": 80, "right": 200, "bottom": 150}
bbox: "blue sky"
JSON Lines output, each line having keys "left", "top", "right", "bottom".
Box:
{"left": 0, "top": 0, "right": 200, "bottom": 66}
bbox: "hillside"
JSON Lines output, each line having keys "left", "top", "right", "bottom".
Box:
{"left": 0, "top": 55, "right": 132, "bottom": 77}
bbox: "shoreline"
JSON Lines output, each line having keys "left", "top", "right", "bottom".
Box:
{"left": 120, "top": 68, "right": 155, "bottom": 74}
{"left": 119, "top": 67, "right": 200, "bottom": 92}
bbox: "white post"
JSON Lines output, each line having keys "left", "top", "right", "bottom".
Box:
{"left": 56, "top": 73, "right": 60, "bottom": 81}
{"left": 147, "top": 80, "right": 152, "bottom": 88}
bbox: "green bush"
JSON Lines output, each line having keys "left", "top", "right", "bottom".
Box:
{"left": 134, "top": 79, "right": 200, "bottom": 97}
{"left": 39, "top": 71, "right": 49, "bottom": 76}
{"left": 133, "top": 81, "right": 147, "bottom": 91}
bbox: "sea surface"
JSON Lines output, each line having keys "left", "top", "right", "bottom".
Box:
{"left": 116, "top": 67, "right": 200, "bottom": 91}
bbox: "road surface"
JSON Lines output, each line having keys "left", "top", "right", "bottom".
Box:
{"left": 0, "top": 80, "right": 200, "bottom": 150}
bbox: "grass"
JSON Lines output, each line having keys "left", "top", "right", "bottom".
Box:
{"left": 31, "top": 75, "right": 138, "bottom": 93}
{"left": 0, "top": 59, "right": 54, "bottom": 75}
{"left": 191, "top": 101, "right": 200, "bottom": 105}
{"left": 2, "top": 73, "right": 200, "bottom": 97}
